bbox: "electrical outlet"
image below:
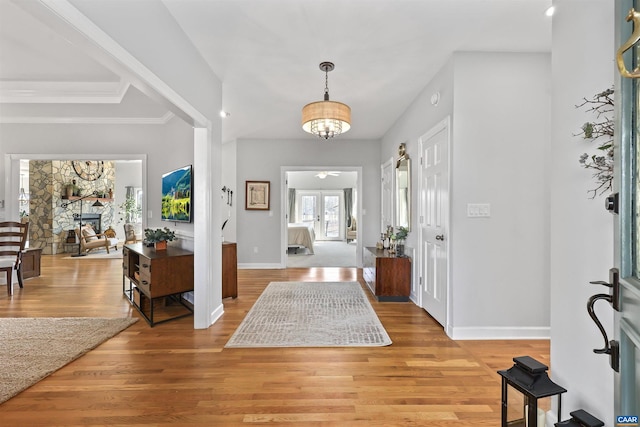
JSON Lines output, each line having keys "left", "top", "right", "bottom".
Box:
{"left": 253, "top": 246, "right": 258, "bottom": 253}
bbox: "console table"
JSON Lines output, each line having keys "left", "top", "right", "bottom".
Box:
{"left": 363, "top": 246, "right": 411, "bottom": 301}
{"left": 122, "top": 243, "right": 194, "bottom": 326}
{"left": 222, "top": 242, "right": 237, "bottom": 299}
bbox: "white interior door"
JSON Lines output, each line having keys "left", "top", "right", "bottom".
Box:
{"left": 419, "top": 118, "right": 450, "bottom": 329}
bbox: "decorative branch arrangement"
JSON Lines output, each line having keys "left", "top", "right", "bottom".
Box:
{"left": 575, "top": 88, "right": 614, "bottom": 199}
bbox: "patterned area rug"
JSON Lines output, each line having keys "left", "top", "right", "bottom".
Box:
{"left": 225, "top": 281, "right": 392, "bottom": 348}
{"left": 0, "top": 317, "right": 138, "bottom": 404}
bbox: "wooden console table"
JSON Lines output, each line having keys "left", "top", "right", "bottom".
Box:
{"left": 222, "top": 242, "right": 237, "bottom": 299}
{"left": 363, "top": 246, "right": 411, "bottom": 302}
{"left": 122, "top": 243, "right": 194, "bottom": 326}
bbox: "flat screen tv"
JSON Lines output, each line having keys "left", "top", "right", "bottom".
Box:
{"left": 161, "top": 165, "right": 192, "bottom": 223}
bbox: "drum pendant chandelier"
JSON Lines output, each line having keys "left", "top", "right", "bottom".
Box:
{"left": 301, "top": 62, "right": 351, "bottom": 140}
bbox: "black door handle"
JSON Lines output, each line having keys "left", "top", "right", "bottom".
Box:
{"left": 586, "top": 269, "right": 620, "bottom": 372}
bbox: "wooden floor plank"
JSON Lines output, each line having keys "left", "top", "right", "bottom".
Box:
{"left": 0, "top": 254, "right": 549, "bottom": 426}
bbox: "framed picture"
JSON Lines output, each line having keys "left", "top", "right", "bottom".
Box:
{"left": 245, "top": 181, "right": 270, "bottom": 210}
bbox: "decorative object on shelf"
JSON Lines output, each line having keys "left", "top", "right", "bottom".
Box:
{"left": 575, "top": 88, "right": 614, "bottom": 198}
{"left": 301, "top": 61, "right": 351, "bottom": 140}
{"left": 60, "top": 191, "right": 104, "bottom": 257}
{"left": 245, "top": 181, "right": 270, "bottom": 210}
{"left": 143, "top": 227, "right": 176, "bottom": 251}
{"left": 62, "top": 180, "right": 80, "bottom": 199}
{"left": 72, "top": 160, "right": 104, "bottom": 181}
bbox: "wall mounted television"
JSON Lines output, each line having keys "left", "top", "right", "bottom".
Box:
{"left": 161, "top": 165, "right": 192, "bottom": 223}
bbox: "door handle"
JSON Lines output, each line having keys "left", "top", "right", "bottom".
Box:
{"left": 435, "top": 235, "right": 444, "bottom": 241}
{"left": 586, "top": 268, "right": 620, "bottom": 372}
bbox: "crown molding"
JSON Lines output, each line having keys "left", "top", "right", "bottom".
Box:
{"left": 0, "top": 79, "right": 129, "bottom": 103}
{"left": 0, "top": 111, "right": 175, "bottom": 124}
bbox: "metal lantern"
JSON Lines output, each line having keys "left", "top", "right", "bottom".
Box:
{"left": 555, "top": 409, "right": 604, "bottom": 427}
{"left": 498, "top": 356, "right": 567, "bottom": 427}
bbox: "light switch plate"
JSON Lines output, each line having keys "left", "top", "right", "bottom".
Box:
{"left": 467, "top": 203, "right": 490, "bottom": 217}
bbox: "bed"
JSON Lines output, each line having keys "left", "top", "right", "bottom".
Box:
{"left": 287, "top": 223, "right": 316, "bottom": 254}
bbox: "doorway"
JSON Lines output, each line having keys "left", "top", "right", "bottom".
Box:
{"left": 282, "top": 167, "right": 362, "bottom": 268}
{"left": 6, "top": 154, "right": 146, "bottom": 254}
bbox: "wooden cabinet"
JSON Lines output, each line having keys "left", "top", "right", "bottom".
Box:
{"left": 122, "top": 243, "right": 194, "bottom": 326}
{"left": 222, "top": 242, "right": 237, "bottom": 299}
{"left": 363, "top": 246, "right": 411, "bottom": 302}
{"left": 21, "top": 248, "right": 42, "bottom": 279}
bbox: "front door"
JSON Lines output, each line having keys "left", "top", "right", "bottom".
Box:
{"left": 419, "top": 117, "right": 450, "bottom": 329}
{"left": 615, "top": 1, "right": 640, "bottom": 414}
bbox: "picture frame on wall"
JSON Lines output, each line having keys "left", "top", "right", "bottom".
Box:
{"left": 245, "top": 181, "right": 270, "bottom": 210}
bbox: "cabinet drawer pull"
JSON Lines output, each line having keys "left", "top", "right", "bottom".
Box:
{"left": 142, "top": 263, "right": 149, "bottom": 268}
{"left": 141, "top": 280, "right": 149, "bottom": 285}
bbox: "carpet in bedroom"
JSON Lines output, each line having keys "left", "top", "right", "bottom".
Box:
{"left": 287, "top": 241, "right": 356, "bottom": 268}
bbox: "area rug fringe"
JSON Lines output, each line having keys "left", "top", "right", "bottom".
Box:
{"left": 0, "top": 317, "right": 138, "bottom": 404}
{"left": 225, "top": 281, "right": 392, "bottom": 348}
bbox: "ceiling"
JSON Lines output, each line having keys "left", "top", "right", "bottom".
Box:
{"left": 0, "top": 0, "right": 552, "bottom": 142}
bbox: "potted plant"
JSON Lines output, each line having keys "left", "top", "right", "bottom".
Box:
{"left": 119, "top": 196, "right": 142, "bottom": 224}
{"left": 394, "top": 226, "right": 409, "bottom": 256}
{"left": 144, "top": 227, "right": 176, "bottom": 250}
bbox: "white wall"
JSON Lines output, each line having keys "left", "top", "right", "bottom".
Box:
{"left": 236, "top": 138, "right": 380, "bottom": 266}
{"left": 382, "top": 52, "right": 551, "bottom": 338}
{"left": 221, "top": 141, "right": 237, "bottom": 243}
{"left": 549, "top": 0, "right": 614, "bottom": 423}
{"left": 451, "top": 52, "right": 551, "bottom": 337}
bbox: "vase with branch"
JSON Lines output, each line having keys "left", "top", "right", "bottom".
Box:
{"left": 575, "top": 87, "right": 614, "bottom": 198}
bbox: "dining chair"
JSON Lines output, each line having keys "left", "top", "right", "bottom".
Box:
{"left": 0, "top": 221, "right": 30, "bottom": 296}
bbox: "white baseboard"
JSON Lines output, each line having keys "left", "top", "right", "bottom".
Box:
{"left": 209, "top": 303, "right": 224, "bottom": 326}
{"left": 238, "top": 263, "right": 284, "bottom": 269}
{"left": 450, "top": 326, "right": 550, "bottom": 340}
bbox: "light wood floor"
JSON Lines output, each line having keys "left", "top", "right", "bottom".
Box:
{"left": 0, "top": 254, "right": 549, "bottom": 426}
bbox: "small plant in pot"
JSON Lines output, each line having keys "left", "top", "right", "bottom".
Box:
{"left": 144, "top": 227, "right": 176, "bottom": 250}
{"left": 393, "top": 226, "right": 409, "bottom": 256}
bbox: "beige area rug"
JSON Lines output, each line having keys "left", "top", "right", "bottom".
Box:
{"left": 225, "top": 281, "right": 392, "bottom": 348}
{"left": 63, "top": 250, "right": 122, "bottom": 259}
{"left": 0, "top": 317, "right": 138, "bottom": 404}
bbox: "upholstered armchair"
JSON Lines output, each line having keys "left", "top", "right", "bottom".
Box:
{"left": 346, "top": 216, "right": 357, "bottom": 243}
{"left": 76, "top": 225, "right": 119, "bottom": 254}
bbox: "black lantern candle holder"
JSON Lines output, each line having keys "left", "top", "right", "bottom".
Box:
{"left": 498, "top": 356, "right": 567, "bottom": 427}
{"left": 555, "top": 409, "right": 604, "bottom": 427}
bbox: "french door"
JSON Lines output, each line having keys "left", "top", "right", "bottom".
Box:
{"left": 297, "top": 191, "right": 343, "bottom": 240}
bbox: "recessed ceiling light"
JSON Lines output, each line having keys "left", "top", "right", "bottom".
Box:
{"left": 220, "top": 110, "right": 230, "bottom": 118}
{"left": 545, "top": 5, "right": 555, "bottom": 17}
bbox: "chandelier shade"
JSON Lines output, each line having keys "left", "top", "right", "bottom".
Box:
{"left": 302, "top": 62, "right": 351, "bottom": 140}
